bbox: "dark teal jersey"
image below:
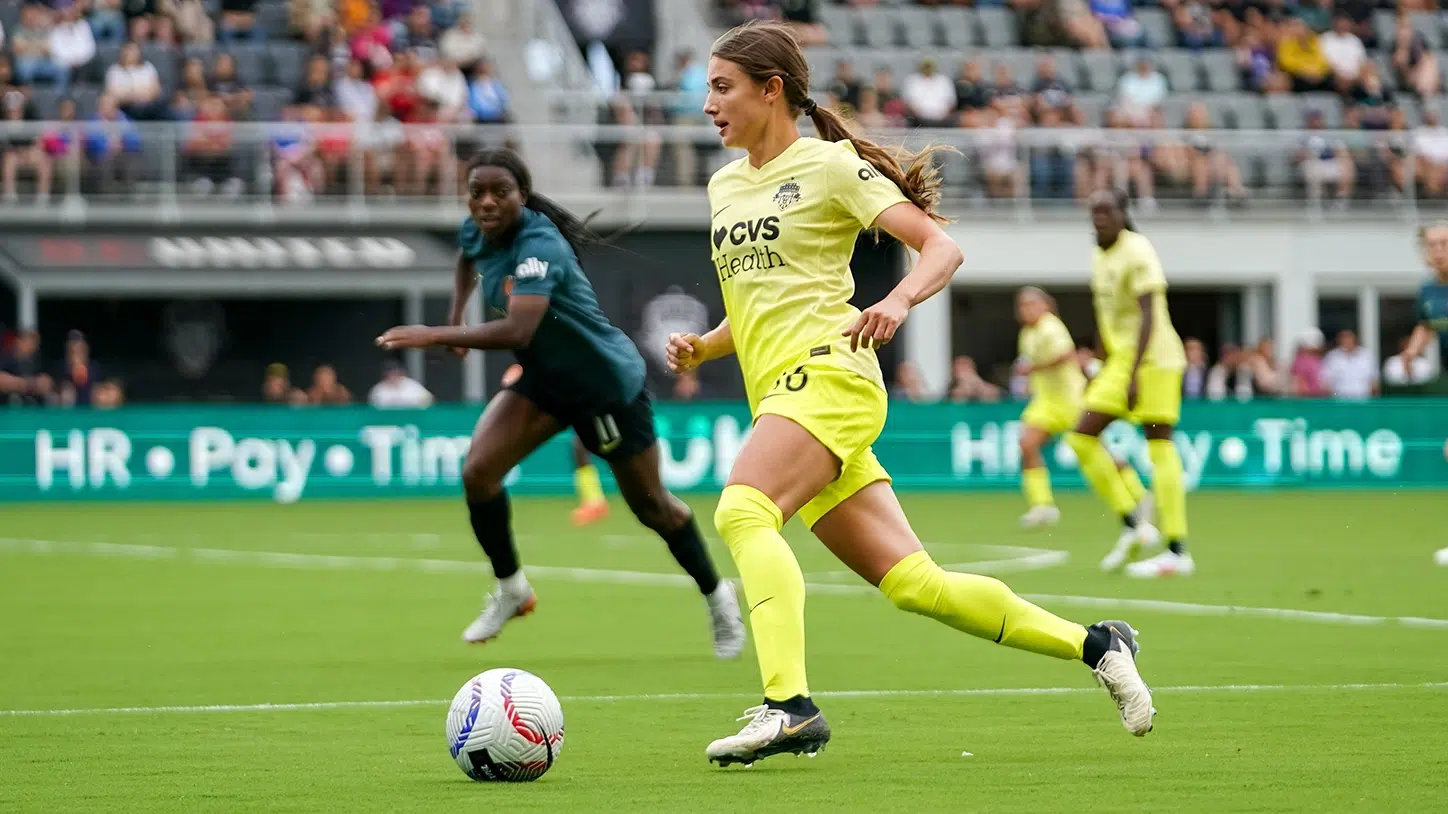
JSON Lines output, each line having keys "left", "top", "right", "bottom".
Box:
{"left": 1419, "top": 279, "right": 1448, "bottom": 358}
{"left": 459, "top": 209, "right": 645, "bottom": 408}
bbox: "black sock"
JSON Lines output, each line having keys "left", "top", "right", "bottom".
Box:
{"left": 662, "top": 514, "right": 720, "bottom": 595}
{"left": 1168, "top": 539, "right": 1187, "bottom": 555}
{"left": 468, "top": 492, "right": 520, "bottom": 579}
{"left": 1081, "top": 623, "right": 1112, "bottom": 669}
{"left": 1121, "top": 513, "right": 1138, "bottom": 529}
{"left": 765, "top": 695, "right": 819, "bottom": 717}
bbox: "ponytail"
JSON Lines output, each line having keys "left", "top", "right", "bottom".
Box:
{"left": 806, "top": 102, "right": 955, "bottom": 224}
{"left": 711, "top": 20, "right": 955, "bottom": 224}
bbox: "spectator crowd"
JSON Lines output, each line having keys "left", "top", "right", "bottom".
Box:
{"left": 0, "top": 0, "right": 511, "bottom": 203}
{"left": 710, "top": 0, "right": 1448, "bottom": 206}
{"left": 890, "top": 325, "right": 1440, "bottom": 404}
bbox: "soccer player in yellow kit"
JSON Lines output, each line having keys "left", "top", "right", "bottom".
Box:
{"left": 666, "top": 22, "right": 1156, "bottom": 767}
{"left": 1015, "top": 287, "right": 1151, "bottom": 529}
{"left": 1065, "top": 190, "right": 1194, "bottom": 578}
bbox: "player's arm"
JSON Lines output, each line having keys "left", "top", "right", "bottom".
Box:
{"left": 1126, "top": 241, "right": 1168, "bottom": 396}
{"left": 378, "top": 295, "right": 549, "bottom": 352}
{"left": 1401, "top": 322, "right": 1434, "bottom": 364}
{"left": 667, "top": 318, "right": 733, "bottom": 373}
{"left": 448, "top": 250, "right": 478, "bottom": 327}
{"left": 1019, "top": 349, "right": 1077, "bottom": 376}
{"left": 844, "top": 202, "right": 963, "bottom": 351}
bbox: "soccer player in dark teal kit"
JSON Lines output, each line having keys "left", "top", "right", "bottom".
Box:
{"left": 377, "top": 148, "right": 746, "bottom": 654}
{"left": 1400, "top": 221, "right": 1448, "bottom": 567}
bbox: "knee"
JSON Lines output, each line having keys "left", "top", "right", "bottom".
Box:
{"left": 1063, "top": 431, "right": 1094, "bottom": 454}
{"left": 881, "top": 555, "right": 946, "bottom": 616}
{"left": 461, "top": 455, "right": 504, "bottom": 501}
{"left": 629, "top": 492, "right": 683, "bottom": 534}
{"left": 713, "top": 484, "right": 783, "bottom": 545}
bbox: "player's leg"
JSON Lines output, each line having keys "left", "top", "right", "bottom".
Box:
{"left": 1018, "top": 422, "right": 1060, "bottom": 529}
{"left": 1126, "top": 367, "right": 1194, "bottom": 578}
{"left": 458, "top": 389, "right": 564, "bottom": 643}
{"left": 570, "top": 434, "right": 609, "bottom": 526}
{"left": 1068, "top": 361, "right": 1160, "bottom": 570}
{"left": 705, "top": 413, "right": 842, "bottom": 765}
{"left": 592, "top": 394, "right": 745, "bottom": 659}
{"left": 809, "top": 479, "right": 1154, "bottom": 737}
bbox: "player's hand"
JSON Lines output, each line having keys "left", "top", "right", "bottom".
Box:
{"left": 844, "top": 292, "right": 909, "bottom": 352}
{"left": 666, "top": 332, "right": 706, "bottom": 373}
{"left": 376, "top": 325, "right": 439, "bottom": 351}
{"left": 449, "top": 346, "right": 469, "bottom": 359}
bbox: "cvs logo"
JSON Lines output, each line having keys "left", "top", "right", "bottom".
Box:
{"left": 712, "top": 216, "right": 781, "bottom": 250}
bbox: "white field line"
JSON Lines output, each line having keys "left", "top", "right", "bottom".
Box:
{"left": 4, "top": 537, "right": 1447, "bottom": 630}
{"left": 3, "top": 681, "right": 1446, "bottom": 718}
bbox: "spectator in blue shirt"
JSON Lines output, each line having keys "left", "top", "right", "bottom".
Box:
{"left": 468, "top": 59, "right": 510, "bottom": 123}
{"left": 86, "top": 95, "right": 141, "bottom": 195}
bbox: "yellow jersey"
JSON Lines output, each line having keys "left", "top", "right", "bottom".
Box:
{"left": 1018, "top": 312, "right": 1085, "bottom": 404}
{"left": 708, "top": 137, "right": 908, "bottom": 409}
{"left": 1090, "top": 230, "right": 1186, "bottom": 370}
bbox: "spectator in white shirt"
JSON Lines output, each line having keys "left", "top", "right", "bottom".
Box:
{"left": 368, "top": 361, "right": 434, "bottom": 409}
{"left": 418, "top": 56, "right": 470, "bottom": 122}
{"left": 1321, "top": 13, "right": 1366, "bottom": 90}
{"left": 1205, "top": 343, "right": 1255, "bottom": 401}
{"left": 1412, "top": 109, "right": 1448, "bottom": 198}
{"left": 1382, "top": 336, "right": 1437, "bottom": 385}
{"left": 901, "top": 58, "right": 956, "bottom": 127}
{"left": 48, "top": 5, "right": 95, "bottom": 82}
{"left": 105, "top": 43, "right": 162, "bottom": 120}
{"left": 1320, "top": 329, "right": 1378, "bottom": 399}
{"left": 439, "top": 16, "right": 487, "bottom": 70}
{"left": 1115, "top": 57, "right": 1167, "bottom": 125}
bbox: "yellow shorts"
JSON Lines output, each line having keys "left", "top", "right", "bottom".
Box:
{"left": 1020, "top": 397, "right": 1081, "bottom": 436}
{"left": 753, "top": 364, "right": 892, "bottom": 529}
{"left": 1083, "top": 356, "right": 1184, "bottom": 426}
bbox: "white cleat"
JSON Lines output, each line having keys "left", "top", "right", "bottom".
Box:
{"left": 1435, "top": 547, "right": 1448, "bottom": 566}
{"left": 1125, "top": 550, "right": 1196, "bottom": 579}
{"left": 1099, "top": 521, "right": 1162, "bottom": 572}
{"left": 707, "top": 581, "right": 747, "bottom": 660}
{"left": 461, "top": 587, "right": 537, "bottom": 644}
{"left": 1089, "top": 620, "right": 1156, "bottom": 737}
{"left": 706, "top": 705, "right": 831, "bottom": 767}
{"left": 1019, "top": 505, "right": 1062, "bottom": 529}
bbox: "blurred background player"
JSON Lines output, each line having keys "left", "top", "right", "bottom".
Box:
{"left": 378, "top": 148, "right": 744, "bottom": 658}
{"left": 1067, "top": 190, "right": 1193, "bottom": 578}
{"left": 1398, "top": 222, "right": 1448, "bottom": 565}
{"left": 673, "top": 22, "right": 1156, "bottom": 768}
{"left": 1015, "top": 286, "right": 1151, "bottom": 529}
{"left": 500, "top": 362, "right": 609, "bottom": 526}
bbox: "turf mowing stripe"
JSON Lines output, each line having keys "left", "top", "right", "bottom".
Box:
{"left": 3, "top": 682, "right": 1446, "bottom": 717}
{"left": 5, "top": 537, "right": 1448, "bottom": 630}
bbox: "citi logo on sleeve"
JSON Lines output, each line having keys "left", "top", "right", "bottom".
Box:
{"left": 515, "top": 257, "right": 549, "bottom": 280}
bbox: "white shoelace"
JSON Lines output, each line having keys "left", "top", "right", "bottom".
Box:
{"left": 734, "top": 705, "right": 776, "bottom": 736}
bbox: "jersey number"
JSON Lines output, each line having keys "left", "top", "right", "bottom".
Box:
{"left": 593, "top": 414, "right": 621, "bottom": 454}
{"left": 775, "top": 366, "right": 809, "bottom": 393}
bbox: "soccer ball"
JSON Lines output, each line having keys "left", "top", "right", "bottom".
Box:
{"left": 446, "top": 668, "right": 565, "bottom": 782}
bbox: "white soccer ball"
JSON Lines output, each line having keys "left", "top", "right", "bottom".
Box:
{"left": 1434, "top": 546, "right": 1448, "bottom": 567}
{"left": 446, "top": 668, "right": 565, "bottom": 782}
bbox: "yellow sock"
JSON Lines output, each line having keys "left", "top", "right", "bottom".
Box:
{"left": 713, "top": 484, "right": 809, "bottom": 700}
{"left": 1148, "top": 439, "right": 1188, "bottom": 541}
{"left": 574, "top": 463, "right": 605, "bottom": 507}
{"left": 1022, "top": 466, "right": 1054, "bottom": 508}
{"left": 1065, "top": 433, "right": 1136, "bottom": 516}
{"left": 881, "top": 551, "right": 1085, "bottom": 660}
{"left": 1119, "top": 463, "right": 1147, "bottom": 505}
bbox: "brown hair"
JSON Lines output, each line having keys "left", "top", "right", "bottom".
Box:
{"left": 1017, "top": 285, "right": 1057, "bottom": 313}
{"left": 710, "top": 21, "right": 953, "bottom": 223}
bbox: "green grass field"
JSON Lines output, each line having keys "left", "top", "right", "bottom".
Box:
{"left": 3, "top": 491, "right": 1446, "bottom": 812}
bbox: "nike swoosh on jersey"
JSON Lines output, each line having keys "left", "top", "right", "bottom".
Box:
{"left": 780, "top": 714, "right": 821, "bottom": 736}
{"left": 712, "top": 205, "right": 731, "bottom": 218}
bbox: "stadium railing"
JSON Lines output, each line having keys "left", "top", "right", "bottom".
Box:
{"left": 0, "top": 118, "right": 1435, "bottom": 225}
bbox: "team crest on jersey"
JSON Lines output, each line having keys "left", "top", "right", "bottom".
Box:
{"left": 773, "top": 180, "right": 802, "bottom": 211}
